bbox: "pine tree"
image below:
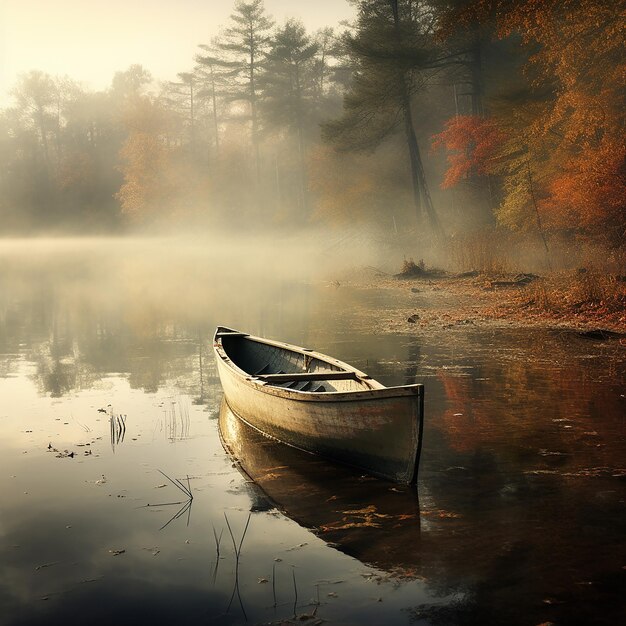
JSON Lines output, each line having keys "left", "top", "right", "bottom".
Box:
{"left": 215, "top": 0, "right": 274, "bottom": 183}
{"left": 261, "top": 19, "right": 318, "bottom": 217}
{"left": 323, "top": 0, "right": 442, "bottom": 233}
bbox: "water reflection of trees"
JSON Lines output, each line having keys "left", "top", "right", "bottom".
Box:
{"left": 0, "top": 244, "right": 311, "bottom": 401}
{"left": 216, "top": 325, "right": 626, "bottom": 626}
{"left": 221, "top": 380, "right": 625, "bottom": 625}
{"left": 435, "top": 347, "right": 625, "bottom": 473}
{"left": 26, "top": 316, "right": 211, "bottom": 399}
{"left": 417, "top": 335, "right": 626, "bottom": 624}
{"left": 0, "top": 269, "right": 212, "bottom": 399}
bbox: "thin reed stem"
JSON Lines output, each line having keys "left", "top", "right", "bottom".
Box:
{"left": 272, "top": 561, "right": 277, "bottom": 608}
{"left": 212, "top": 525, "right": 223, "bottom": 558}
{"left": 292, "top": 566, "right": 298, "bottom": 616}
{"left": 158, "top": 469, "right": 192, "bottom": 498}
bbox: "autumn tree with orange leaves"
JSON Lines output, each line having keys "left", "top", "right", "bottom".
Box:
{"left": 116, "top": 98, "right": 172, "bottom": 221}
{"left": 431, "top": 115, "right": 504, "bottom": 188}
{"left": 434, "top": 0, "right": 626, "bottom": 247}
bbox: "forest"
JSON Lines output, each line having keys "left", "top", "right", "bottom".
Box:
{"left": 1, "top": 0, "right": 624, "bottom": 269}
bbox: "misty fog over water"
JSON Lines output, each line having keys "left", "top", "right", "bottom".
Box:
{"left": 0, "top": 239, "right": 624, "bottom": 625}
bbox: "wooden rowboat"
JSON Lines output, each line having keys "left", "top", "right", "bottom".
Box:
{"left": 213, "top": 326, "right": 424, "bottom": 484}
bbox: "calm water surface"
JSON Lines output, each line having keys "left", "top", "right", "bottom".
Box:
{"left": 0, "top": 240, "right": 624, "bottom": 625}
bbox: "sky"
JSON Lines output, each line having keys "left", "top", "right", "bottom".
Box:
{"left": 0, "top": 0, "right": 355, "bottom": 106}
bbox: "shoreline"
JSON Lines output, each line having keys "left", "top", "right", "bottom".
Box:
{"left": 333, "top": 268, "right": 626, "bottom": 337}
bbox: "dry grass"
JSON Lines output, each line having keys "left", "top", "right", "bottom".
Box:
{"left": 516, "top": 270, "right": 626, "bottom": 326}
{"left": 403, "top": 257, "right": 425, "bottom": 273}
{"left": 446, "top": 229, "right": 516, "bottom": 274}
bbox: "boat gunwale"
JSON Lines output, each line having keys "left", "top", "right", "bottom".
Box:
{"left": 214, "top": 327, "right": 424, "bottom": 402}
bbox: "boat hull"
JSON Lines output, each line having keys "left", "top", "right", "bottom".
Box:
{"left": 215, "top": 341, "right": 423, "bottom": 484}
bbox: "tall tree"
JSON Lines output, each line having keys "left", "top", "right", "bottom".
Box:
{"left": 323, "top": 0, "right": 442, "bottom": 233}
{"left": 216, "top": 0, "right": 274, "bottom": 182}
{"left": 163, "top": 72, "right": 197, "bottom": 152}
{"left": 6, "top": 72, "right": 113, "bottom": 229}
{"left": 261, "top": 19, "right": 319, "bottom": 217}
{"left": 437, "top": 0, "right": 626, "bottom": 246}
{"left": 433, "top": 0, "right": 495, "bottom": 116}
{"left": 500, "top": 0, "right": 626, "bottom": 245}
{"left": 196, "top": 39, "right": 229, "bottom": 161}
{"left": 116, "top": 98, "right": 171, "bottom": 221}
{"left": 110, "top": 64, "right": 153, "bottom": 103}
{"left": 311, "top": 27, "right": 346, "bottom": 104}
{"left": 11, "top": 71, "right": 58, "bottom": 173}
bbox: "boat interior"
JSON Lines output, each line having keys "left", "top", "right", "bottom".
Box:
{"left": 219, "top": 332, "right": 375, "bottom": 393}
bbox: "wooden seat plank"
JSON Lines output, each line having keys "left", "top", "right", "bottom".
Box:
{"left": 255, "top": 371, "right": 357, "bottom": 383}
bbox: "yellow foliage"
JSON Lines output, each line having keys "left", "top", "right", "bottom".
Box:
{"left": 116, "top": 132, "right": 170, "bottom": 219}
{"left": 451, "top": 0, "right": 626, "bottom": 244}
{"left": 309, "top": 144, "right": 412, "bottom": 227}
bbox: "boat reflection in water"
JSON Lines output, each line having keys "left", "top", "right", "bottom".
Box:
{"left": 218, "top": 399, "right": 422, "bottom": 577}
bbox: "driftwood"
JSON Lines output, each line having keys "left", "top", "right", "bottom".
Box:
{"left": 395, "top": 267, "right": 448, "bottom": 279}
{"left": 489, "top": 273, "right": 538, "bottom": 289}
{"left": 578, "top": 329, "right": 622, "bottom": 341}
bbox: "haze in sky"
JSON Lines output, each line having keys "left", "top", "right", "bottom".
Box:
{"left": 0, "top": 0, "right": 355, "bottom": 105}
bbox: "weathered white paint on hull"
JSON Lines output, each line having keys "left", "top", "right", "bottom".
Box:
{"left": 214, "top": 328, "right": 424, "bottom": 484}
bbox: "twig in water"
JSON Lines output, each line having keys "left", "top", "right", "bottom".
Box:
{"left": 272, "top": 561, "right": 277, "bottom": 608}
{"left": 238, "top": 514, "right": 251, "bottom": 555}
{"left": 139, "top": 470, "right": 194, "bottom": 530}
{"left": 211, "top": 524, "right": 223, "bottom": 584}
{"left": 72, "top": 414, "right": 91, "bottom": 433}
{"left": 159, "top": 499, "right": 192, "bottom": 531}
{"left": 292, "top": 566, "right": 298, "bottom": 617}
{"left": 224, "top": 512, "right": 237, "bottom": 556}
{"left": 224, "top": 512, "right": 251, "bottom": 621}
{"left": 175, "top": 477, "right": 191, "bottom": 496}
{"left": 224, "top": 511, "right": 251, "bottom": 563}
{"left": 158, "top": 470, "right": 192, "bottom": 499}
{"left": 110, "top": 413, "right": 126, "bottom": 450}
{"left": 213, "top": 525, "right": 223, "bottom": 559}
{"left": 137, "top": 501, "right": 186, "bottom": 508}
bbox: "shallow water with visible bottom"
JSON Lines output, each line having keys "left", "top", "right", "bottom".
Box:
{"left": 0, "top": 240, "right": 624, "bottom": 625}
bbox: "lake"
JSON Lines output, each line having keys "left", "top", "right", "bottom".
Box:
{"left": 0, "top": 239, "right": 624, "bottom": 625}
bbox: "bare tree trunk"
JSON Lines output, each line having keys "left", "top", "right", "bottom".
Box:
{"left": 526, "top": 160, "right": 551, "bottom": 267}
{"left": 390, "top": 0, "right": 442, "bottom": 234}
{"left": 274, "top": 153, "right": 281, "bottom": 214}
{"left": 467, "top": 28, "right": 494, "bottom": 225}
{"left": 295, "top": 64, "right": 308, "bottom": 219}
{"left": 403, "top": 99, "right": 441, "bottom": 234}
{"left": 251, "top": 101, "right": 261, "bottom": 183}
{"left": 297, "top": 125, "right": 308, "bottom": 218}
{"left": 249, "top": 48, "right": 261, "bottom": 185}
{"left": 402, "top": 96, "right": 422, "bottom": 217}
{"left": 37, "top": 108, "right": 50, "bottom": 173}
{"left": 469, "top": 31, "right": 483, "bottom": 117}
{"left": 210, "top": 66, "right": 220, "bottom": 159}
{"left": 189, "top": 79, "right": 195, "bottom": 151}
